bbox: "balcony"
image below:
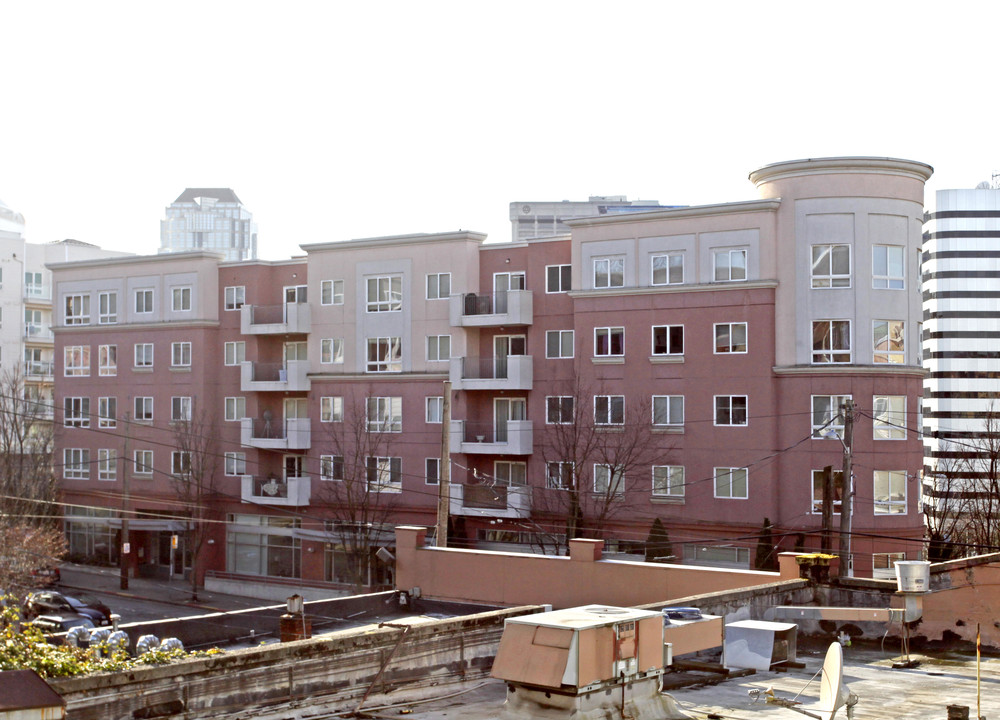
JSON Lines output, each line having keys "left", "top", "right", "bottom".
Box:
{"left": 449, "top": 355, "right": 532, "bottom": 391}
{"left": 449, "top": 482, "right": 532, "bottom": 518}
{"left": 24, "top": 325, "right": 54, "bottom": 343}
{"left": 241, "top": 302, "right": 311, "bottom": 335}
{"left": 449, "top": 419, "right": 533, "bottom": 455}
{"left": 241, "top": 417, "right": 312, "bottom": 450}
{"left": 24, "top": 360, "right": 54, "bottom": 378}
{"left": 240, "top": 360, "right": 311, "bottom": 392}
{"left": 449, "top": 290, "right": 532, "bottom": 327}
{"left": 24, "top": 285, "right": 51, "bottom": 302}
{"left": 240, "top": 475, "right": 311, "bottom": 506}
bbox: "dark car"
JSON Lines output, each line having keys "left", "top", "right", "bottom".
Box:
{"left": 23, "top": 591, "right": 112, "bottom": 626}
{"left": 28, "top": 613, "right": 96, "bottom": 637}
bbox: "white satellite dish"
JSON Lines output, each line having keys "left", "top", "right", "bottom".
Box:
{"left": 759, "top": 642, "right": 858, "bottom": 719}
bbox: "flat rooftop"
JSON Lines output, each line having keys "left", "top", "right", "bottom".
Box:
{"left": 284, "top": 642, "right": 1000, "bottom": 720}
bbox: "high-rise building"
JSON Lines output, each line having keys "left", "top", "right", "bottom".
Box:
{"left": 922, "top": 184, "right": 1000, "bottom": 534}
{"left": 52, "top": 157, "right": 930, "bottom": 592}
{"left": 160, "top": 189, "right": 257, "bottom": 262}
{"left": 509, "top": 196, "right": 677, "bottom": 242}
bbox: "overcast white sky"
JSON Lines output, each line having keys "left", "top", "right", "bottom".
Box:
{"left": 2, "top": 1, "right": 996, "bottom": 259}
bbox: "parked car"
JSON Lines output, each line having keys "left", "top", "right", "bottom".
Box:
{"left": 23, "top": 591, "right": 112, "bottom": 626}
{"left": 27, "top": 613, "right": 95, "bottom": 640}
{"left": 30, "top": 566, "right": 61, "bottom": 585}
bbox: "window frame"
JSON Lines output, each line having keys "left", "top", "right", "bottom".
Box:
{"left": 64, "top": 346, "right": 90, "bottom": 377}
{"left": 366, "top": 275, "right": 403, "bottom": 313}
{"left": 172, "top": 286, "right": 192, "bottom": 312}
{"left": 873, "top": 320, "right": 905, "bottom": 364}
{"left": 171, "top": 451, "right": 191, "bottom": 477}
{"left": 64, "top": 294, "right": 91, "bottom": 325}
{"left": 546, "top": 329, "right": 574, "bottom": 359}
{"left": 98, "top": 449, "right": 116, "bottom": 482}
{"left": 134, "top": 288, "right": 154, "bottom": 314}
{"left": 321, "top": 279, "right": 345, "bottom": 305}
{"left": 594, "top": 327, "right": 624, "bottom": 357}
{"left": 426, "top": 272, "right": 451, "bottom": 300}
{"left": 713, "top": 248, "right": 747, "bottom": 282}
{"left": 546, "top": 264, "right": 572, "bottom": 293}
{"left": 593, "top": 464, "right": 625, "bottom": 496}
{"left": 425, "top": 457, "right": 441, "bottom": 485}
{"left": 224, "top": 341, "right": 246, "bottom": 366}
{"left": 714, "top": 322, "right": 747, "bottom": 354}
{"left": 134, "top": 343, "right": 153, "bottom": 369}
{"left": 714, "top": 395, "right": 748, "bottom": 426}
{"left": 320, "top": 454, "right": 344, "bottom": 482}
{"left": 366, "top": 396, "right": 402, "bottom": 433}
{"left": 133, "top": 396, "right": 154, "bottom": 422}
{"left": 366, "top": 337, "right": 402, "bottom": 373}
{"left": 546, "top": 396, "right": 575, "bottom": 424}
{"left": 811, "top": 244, "right": 851, "bottom": 289}
{"left": 98, "top": 344, "right": 117, "bottom": 377}
{"left": 873, "top": 245, "right": 905, "bottom": 290}
{"left": 546, "top": 461, "right": 574, "bottom": 490}
{"left": 652, "top": 325, "right": 684, "bottom": 356}
{"left": 812, "top": 394, "right": 851, "bottom": 439}
{"left": 63, "top": 396, "right": 90, "bottom": 428}
{"left": 811, "top": 468, "right": 843, "bottom": 514}
{"left": 593, "top": 257, "right": 625, "bottom": 289}
{"left": 320, "top": 338, "right": 345, "bottom": 365}
{"left": 652, "top": 395, "right": 684, "bottom": 427}
{"left": 426, "top": 334, "right": 451, "bottom": 362}
{"left": 594, "top": 395, "right": 625, "bottom": 426}
{"left": 171, "top": 341, "right": 192, "bottom": 368}
{"left": 98, "top": 291, "right": 118, "bottom": 324}
{"left": 812, "top": 320, "right": 852, "bottom": 364}
{"left": 714, "top": 467, "right": 748, "bottom": 499}
{"left": 98, "top": 396, "right": 117, "bottom": 429}
{"left": 63, "top": 448, "right": 90, "bottom": 480}
{"left": 225, "top": 452, "right": 247, "bottom": 476}
{"left": 224, "top": 286, "right": 245, "bottom": 311}
{"left": 133, "top": 450, "right": 153, "bottom": 477}
{"left": 651, "top": 253, "right": 684, "bottom": 286}
{"left": 652, "top": 465, "right": 685, "bottom": 498}
{"left": 171, "top": 396, "right": 192, "bottom": 423}
{"left": 873, "top": 395, "right": 906, "bottom": 440}
{"left": 365, "top": 455, "right": 402, "bottom": 492}
{"left": 320, "top": 396, "right": 344, "bottom": 423}
{"left": 425, "top": 396, "right": 443, "bottom": 424}
{"left": 874, "top": 470, "right": 907, "bottom": 514}
{"left": 225, "top": 396, "right": 246, "bottom": 422}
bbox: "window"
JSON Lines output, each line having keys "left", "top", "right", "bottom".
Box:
{"left": 98, "top": 345, "right": 116, "bottom": 376}
{"left": 171, "top": 396, "right": 192, "bottom": 422}
{"left": 134, "top": 343, "right": 153, "bottom": 368}
{"left": 171, "top": 451, "right": 191, "bottom": 477}
{"left": 320, "top": 396, "right": 344, "bottom": 423}
{"left": 874, "top": 395, "right": 906, "bottom": 440}
{"left": 225, "top": 452, "right": 247, "bottom": 476}
{"left": 873, "top": 552, "right": 906, "bottom": 579}
{"left": 320, "top": 338, "right": 344, "bottom": 364}
{"left": 64, "top": 346, "right": 90, "bottom": 377}
{"left": 63, "top": 397, "right": 90, "bottom": 427}
{"left": 873, "top": 245, "right": 905, "bottom": 289}
{"left": 426, "top": 273, "right": 451, "bottom": 300}
{"left": 546, "top": 461, "right": 574, "bottom": 490}
{"left": 172, "top": 286, "right": 192, "bottom": 311}
{"left": 63, "top": 449, "right": 89, "bottom": 480}
{"left": 546, "top": 330, "right": 574, "bottom": 359}
{"left": 171, "top": 342, "right": 191, "bottom": 367}
{"left": 285, "top": 285, "right": 307, "bottom": 303}
{"left": 366, "top": 456, "right": 402, "bottom": 492}
{"left": 98, "top": 291, "right": 117, "bottom": 324}
{"left": 225, "top": 397, "right": 246, "bottom": 421}
{"left": 594, "top": 464, "right": 624, "bottom": 496}
{"left": 321, "top": 455, "right": 344, "bottom": 482}
{"left": 714, "top": 467, "right": 748, "bottom": 499}
{"left": 594, "top": 395, "right": 624, "bottom": 425}
{"left": 873, "top": 320, "right": 904, "bottom": 364}
{"left": 425, "top": 458, "right": 440, "bottom": 485}
{"left": 811, "top": 469, "right": 843, "bottom": 514}
{"left": 715, "top": 395, "right": 747, "bottom": 426}
{"left": 366, "top": 275, "right": 402, "bottom": 312}
{"left": 134, "top": 450, "right": 153, "bottom": 476}
{"left": 546, "top": 396, "right": 574, "bottom": 424}
{"left": 225, "top": 286, "right": 245, "bottom": 310}
{"left": 224, "top": 341, "right": 246, "bottom": 366}
{"left": 652, "top": 396, "right": 684, "bottom": 426}
{"left": 714, "top": 248, "right": 747, "bottom": 282}
{"left": 874, "top": 470, "right": 907, "bottom": 514}
{"left": 98, "top": 397, "right": 116, "bottom": 428}
{"left": 321, "top": 279, "right": 345, "bottom": 305}
{"left": 134, "top": 396, "right": 153, "bottom": 422}
{"left": 594, "top": 257, "right": 625, "bottom": 288}
{"left": 426, "top": 396, "right": 443, "bottom": 423}
{"left": 366, "top": 396, "right": 402, "bottom": 432}
{"left": 812, "top": 395, "right": 850, "bottom": 439}
{"left": 652, "top": 253, "right": 683, "bottom": 285}
{"left": 812, "top": 320, "right": 851, "bottom": 363}
{"left": 98, "top": 449, "right": 116, "bottom": 482}
{"left": 811, "top": 245, "right": 851, "bottom": 288}
{"left": 367, "top": 337, "right": 402, "bottom": 372}
{"left": 714, "top": 323, "right": 747, "bottom": 353}
{"left": 594, "top": 327, "right": 624, "bottom": 357}
{"left": 546, "top": 264, "right": 571, "bottom": 293}
{"left": 64, "top": 294, "right": 90, "bottom": 325}
{"left": 495, "top": 461, "right": 526, "bottom": 485}
{"left": 422, "top": 332, "right": 454, "bottom": 363}
{"left": 135, "top": 289, "right": 153, "bottom": 314}
{"left": 652, "top": 325, "right": 684, "bottom": 356}
{"left": 653, "top": 466, "right": 685, "bottom": 497}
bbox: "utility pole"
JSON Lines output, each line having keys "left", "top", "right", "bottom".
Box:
{"left": 821, "top": 465, "right": 834, "bottom": 554}
{"left": 838, "top": 400, "right": 854, "bottom": 577}
{"left": 120, "top": 411, "right": 131, "bottom": 590}
{"left": 436, "top": 381, "right": 451, "bottom": 548}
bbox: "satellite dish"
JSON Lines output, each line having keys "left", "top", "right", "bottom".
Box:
{"left": 814, "top": 642, "right": 858, "bottom": 719}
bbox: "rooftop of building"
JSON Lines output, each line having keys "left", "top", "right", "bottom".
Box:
{"left": 173, "top": 188, "right": 243, "bottom": 204}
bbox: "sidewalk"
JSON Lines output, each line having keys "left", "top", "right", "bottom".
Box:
{"left": 57, "top": 563, "right": 271, "bottom": 614}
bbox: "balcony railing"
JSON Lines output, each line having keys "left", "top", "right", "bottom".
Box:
{"left": 240, "top": 302, "right": 311, "bottom": 335}
{"left": 24, "top": 360, "right": 54, "bottom": 377}
{"left": 240, "top": 475, "right": 311, "bottom": 506}
{"left": 449, "top": 355, "right": 533, "bottom": 391}
{"left": 240, "top": 360, "right": 311, "bottom": 392}
{"left": 449, "top": 419, "right": 533, "bottom": 455}
{"left": 24, "top": 325, "right": 54, "bottom": 342}
{"left": 449, "top": 290, "right": 532, "bottom": 327}
{"left": 240, "top": 417, "right": 311, "bottom": 450}
{"left": 24, "top": 285, "right": 51, "bottom": 301}
{"left": 449, "top": 483, "right": 532, "bottom": 518}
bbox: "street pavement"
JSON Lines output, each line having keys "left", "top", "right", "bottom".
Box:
{"left": 54, "top": 563, "right": 273, "bottom": 623}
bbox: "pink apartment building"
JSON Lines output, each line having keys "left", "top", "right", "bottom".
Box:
{"left": 52, "top": 157, "right": 930, "bottom": 589}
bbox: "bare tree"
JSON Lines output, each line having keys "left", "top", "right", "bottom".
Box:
{"left": 533, "top": 377, "right": 677, "bottom": 555}
{"left": 317, "top": 387, "right": 402, "bottom": 592}
{"left": 0, "top": 368, "right": 64, "bottom": 593}
{"left": 170, "top": 407, "right": 220, "bottom": 601}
